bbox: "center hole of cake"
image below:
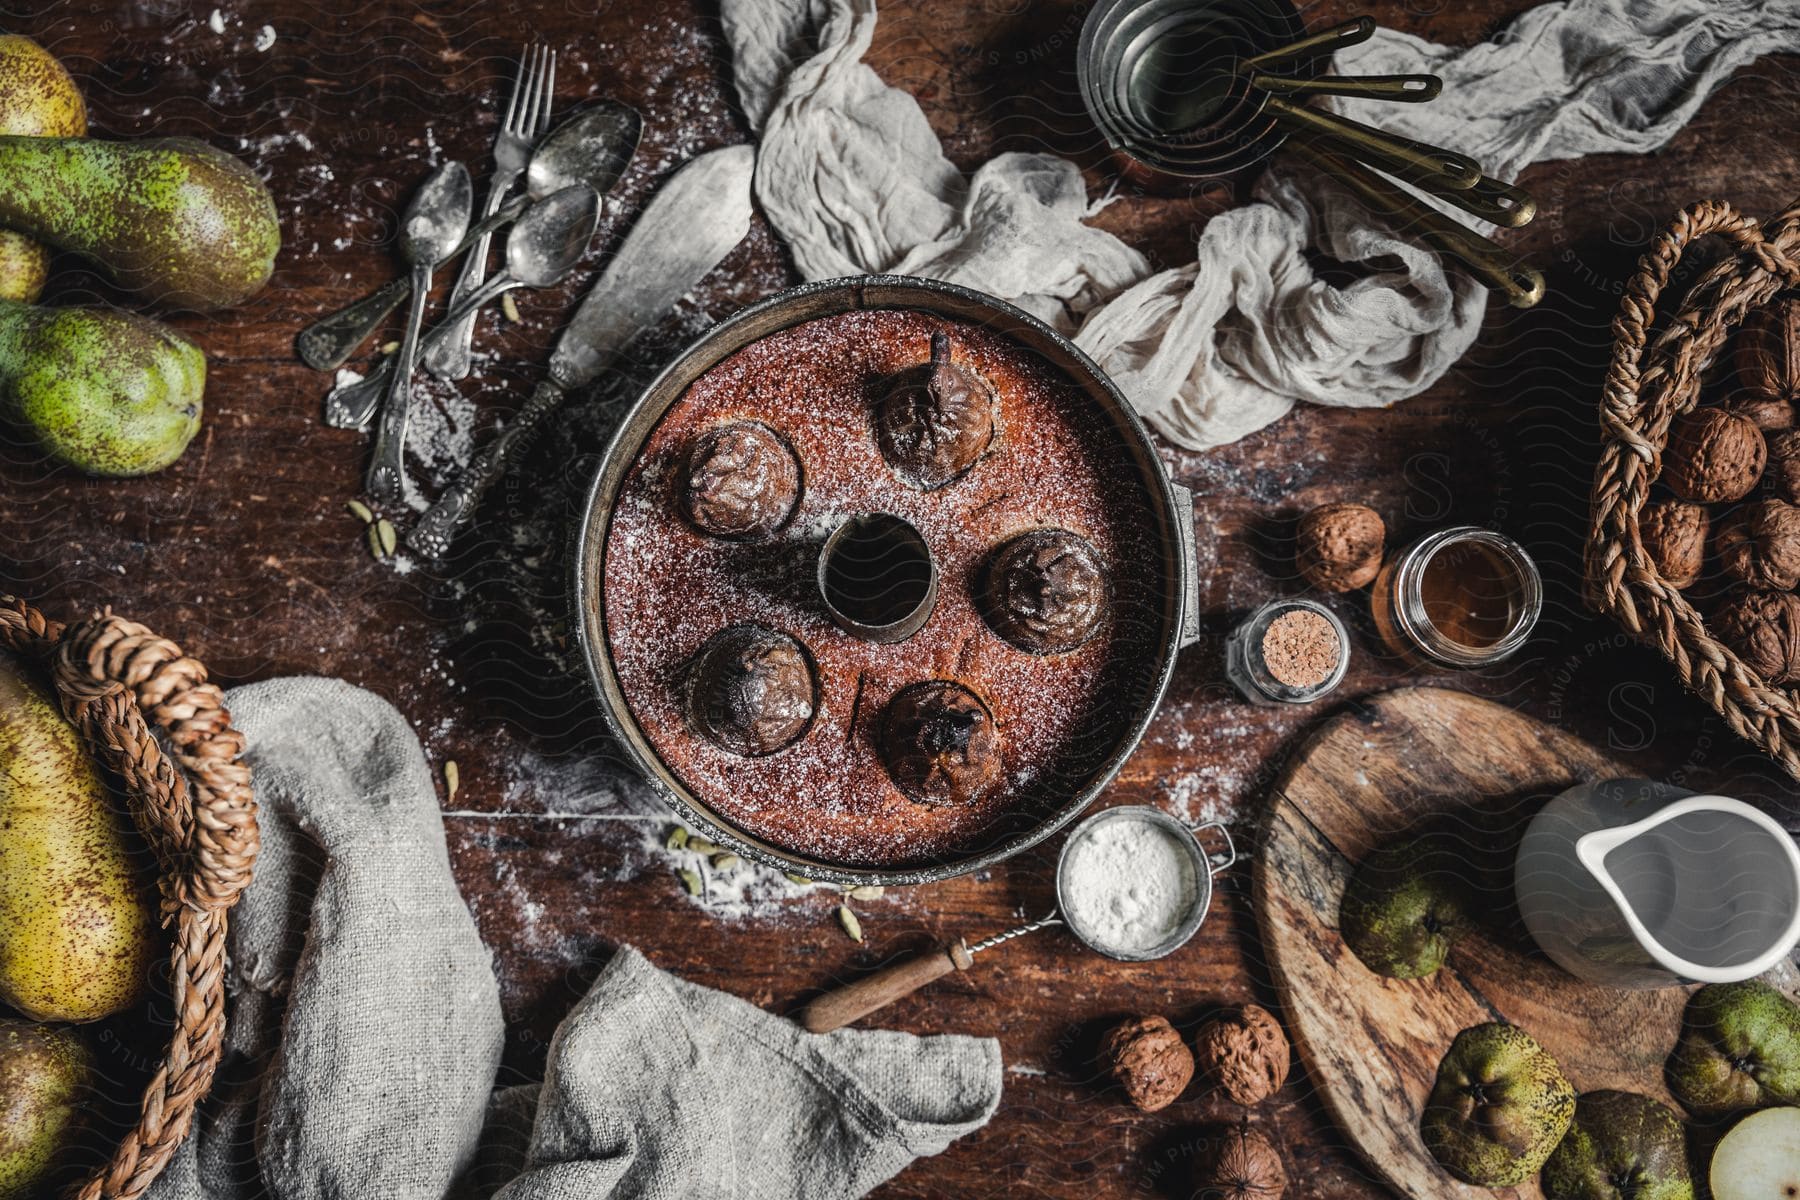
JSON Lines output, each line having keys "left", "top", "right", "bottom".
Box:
{"left": 820, "top": 514, "right": 935, "bottom": 633}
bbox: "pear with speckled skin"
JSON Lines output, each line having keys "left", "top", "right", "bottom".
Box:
{"left": 0, "top": 135, "right": 278, "bottom": 310}
{"left": 0, "top": 1019, "right": 90, "bottom": 1200}
{"left": 0, "top": 651, "right": 157, "bottom": 1022}
{"left": 0, "top": 36, "right": 87, "bottom": 303}
{"left": 0, "top": 300, "right": 205, "bottom": 475}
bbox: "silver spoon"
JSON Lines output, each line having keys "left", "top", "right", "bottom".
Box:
{"left": 298, "top": 101, "right": 641, "bottom": 374}
{"left": 364, "top": 163, "right": 472, "bottom": 504}
{"left": 328, "top": 185, "right": 601, "bottom": 432}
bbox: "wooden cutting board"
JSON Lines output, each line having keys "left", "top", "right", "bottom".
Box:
{"left": 1255, "top": 688, "right": 1693, "bottom": 1200}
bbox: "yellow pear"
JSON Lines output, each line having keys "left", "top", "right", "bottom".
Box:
{"left": 0, "top": 651, "right": 156, "bottom": 1021}
{"left": 0, "top": 1019, "right": 89, "bottom": 1200}
{"left": 0, "top": 36, "right": 87, "bottom": 303}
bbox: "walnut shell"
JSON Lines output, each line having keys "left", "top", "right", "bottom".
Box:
{"left": 1194, "top": 1005, "right": 1291, "bottom": 1107}
{"left": 1736, "top": 298, "right": 1800, "bottom": 406}
{"left": 1714, "top": 590, "right": 1800, "bottom": 683}
{"left": 1195, "top": 1125, "right": 1287, "bottom": 1200}
{"left": 1295, "top": 503, "right": 1385, "bottom": 593}
{"left": 1717, "top": 499, "right": 1800, "bottom": 590}
{"left": 1725, "top": 389, "right": 1796, "bottom": 434}
{"left": 1662, "top": 408, "right": 1766, "bottom": 503}
{"left": 1101, "top": 1015, "right": 1194, "bottom": 1113}
{"left": 1639, "top": 500, "right": 1709, "bottom": 589}
{"left": 1769, "top": 430, "right": 1800, "bottom": 504}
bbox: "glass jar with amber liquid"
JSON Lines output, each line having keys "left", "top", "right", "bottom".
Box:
{"left": 1370, "top": 527, "right": 1542, "bottom": 668}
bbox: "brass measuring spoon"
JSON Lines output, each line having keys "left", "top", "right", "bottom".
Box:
{"left": 1264, "top": 94, "right": 1481, "bottom": 190}
{"left": 1249, "top": 72, "right": 1441, "bottom": 102}
{"left": 1288, "top": 136, "right": 1544, "bottom": 307}
{"left": 1235, "top": 15, "right": 1374, "bottom": 75}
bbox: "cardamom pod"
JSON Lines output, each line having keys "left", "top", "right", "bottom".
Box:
{"left": 685, "top": 836, "right": 719, "bottom": 856}
{"left": 366, "top": 522, "right": 387, "bottom": 559}
{"left": 848, "top": 885, "right": 884, "bottom": 901}
{"left": 836, "top": 905, "right": 863, "bottom": 943}
{"left": 376, "top": 518, "right": 398, "bottom": 557}
{"left": 711, "top": 853, "right": 741, "bottom": 871}
{"left": 443, "top": 760, "right": 460, "bottom": 801}
{"left": 345, "top": 499, "right": 374, "bottom": 524}
{"left": 784, "top": 873, "right": 814, "bottom": 886}
{"left": 666, "top": 827, "right": 689, "bottom": 851}
{"left": 678, "top": 868, "right": 702, "bottom": 897}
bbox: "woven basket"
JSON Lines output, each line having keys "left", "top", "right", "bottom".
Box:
{"left": 1587, "top": 198, "right": 1800, "bottom": 778}
{"left": 0, "top": 595, "right": 257, "bottom": 1200}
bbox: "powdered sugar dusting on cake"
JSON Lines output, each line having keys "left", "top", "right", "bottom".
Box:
{"left": 600, "top": 310, "right": 1169, "bottom": 868}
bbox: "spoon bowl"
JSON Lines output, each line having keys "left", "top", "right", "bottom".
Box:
{"left": 528, "top": 101, "right": 641, "bottom": 200}
{"left": 507, "top": 184, "right": 600, "bottom": 289}
{"left": 400, "top": 162, "right": 474, "bottom": 267}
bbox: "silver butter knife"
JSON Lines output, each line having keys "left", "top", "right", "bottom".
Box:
{"left": 407, "top": 145, "right": 756, "bottom": 559}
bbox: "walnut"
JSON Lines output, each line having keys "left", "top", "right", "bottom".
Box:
{"left": 1294, "top": 503, "right": 1385, "bottom": 592}
{"left": 1662, "top": 408, "right": 1765, "bottom": 503}
{"left": 1195, "top": 1125, "right": 1287, "bottom": 1200}
{"left": 1769, "top": 430, "right": 1800, "bottom": 504}
{"left": 1717, "top": 499, "right": 1800, "bottom": 590}
{"left": 1101, "top": 1015, "right": 1194, "bottom": 1112}
{"left": 1194, "top": 1005, "right": 1290, "bottom": 1106}
{"left": 1736, "top": 298, "right": 1800, "bottom": 406}
{"left": 1639, "top": 500, "right": 1709, "bottom": 589}
{"left": 1714, "top": 590, "right": 1800, "bottom": 683}
{"left": 1725, "top": 389, "right": 1796, "bottom": 434}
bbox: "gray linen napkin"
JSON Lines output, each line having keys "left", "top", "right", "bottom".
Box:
{"left": 478, "top": 947, "right": 1000, "bottom": 1200}
{"left": 146, "top": 678, "right": 1000, "bottom": 1200}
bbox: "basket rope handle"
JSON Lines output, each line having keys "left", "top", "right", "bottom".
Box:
{"left": 0, "top": 596, "right": 258, "bottom": 1200}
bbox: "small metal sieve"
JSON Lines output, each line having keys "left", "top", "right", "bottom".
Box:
{"left": 803, "top": 805, "right": 1235, "bottom": 1033}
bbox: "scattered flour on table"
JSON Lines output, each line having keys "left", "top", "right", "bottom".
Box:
{"left": 1059, "top": 816, "right": 1199, "bottom": 956}
{"left": 493, "top": 747, "right": 840, "bottom": 924}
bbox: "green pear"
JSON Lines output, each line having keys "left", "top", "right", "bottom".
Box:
{"left": 1339, "top": 835, "right": 1476, "bottom": 979}
{"left": 1541, "top": 1090, "right": 1693, "bottom": 1200}
{"left": 1710, "top": 1106, "right": 1800, "bottom": 1200}
{"left": 0, "top": 299, "right": 205, "bottom": 475}
{"left": 1666, "top": 981, "right": 1800, "bottom": 1116}
{"left": 0, "top": 135, "right": 278, "bottom": 311}
{"left": 0, "top": 36, "right": 86, "bottom": 303}
{"left": 0, "top": 1019, "right": 89, "bottom": 1200}
{"left": 1421, "top": 1023, "right": 1577, "bottom": 1187}
{"left": 0, "top": 651, "right": 157, "bottom": 1021}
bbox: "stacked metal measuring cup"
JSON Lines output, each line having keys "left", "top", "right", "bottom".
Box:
{"left": 1078, "top": 0, "right": 1544, "bottom": 306}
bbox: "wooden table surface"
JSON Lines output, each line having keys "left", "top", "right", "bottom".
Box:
{"left": 3, "top": 1, "right": 1798, "bottom": 1195}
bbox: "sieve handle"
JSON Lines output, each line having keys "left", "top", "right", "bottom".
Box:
{"left": 1192, "top": 820, "right": 1237, "bottom": 874}
{"left": 803, "top": 941, "right": 976, "bottom": 1034}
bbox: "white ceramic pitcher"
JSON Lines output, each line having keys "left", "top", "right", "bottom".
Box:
{"left": 1515, "top": 779, "right": 1800, "bottom": 989}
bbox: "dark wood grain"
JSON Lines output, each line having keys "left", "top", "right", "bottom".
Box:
{"left": 0, "top": 1, "right": 1796, "bottom": 1196}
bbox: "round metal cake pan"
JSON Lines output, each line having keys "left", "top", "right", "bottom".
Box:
{"left": 572, "top": 276, "right": 1202, "bottom": 886}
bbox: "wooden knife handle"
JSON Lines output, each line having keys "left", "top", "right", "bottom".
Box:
{"left": 803, "top": 942, "right": 975, "bottom": 1034}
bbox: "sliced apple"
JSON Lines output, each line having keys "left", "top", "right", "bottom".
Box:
{"left": 1711, "top": 1106, "right": 1800, "bottom": 1200}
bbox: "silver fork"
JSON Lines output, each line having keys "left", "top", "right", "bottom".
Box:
{"left": 423, "top": 43, "right": 556, "bottom": 382}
